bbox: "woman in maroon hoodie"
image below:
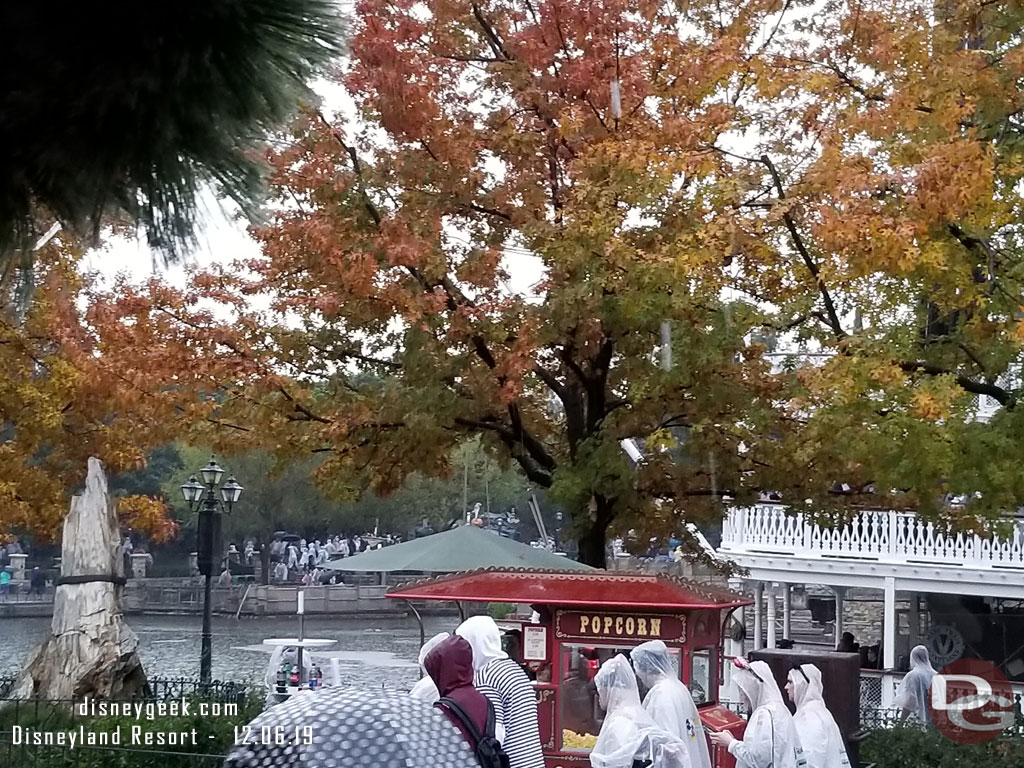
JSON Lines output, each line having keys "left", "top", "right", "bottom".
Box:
{"left": 424, "top": 635, "right": 492, "bottom": 750}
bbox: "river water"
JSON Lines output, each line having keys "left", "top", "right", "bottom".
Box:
{"left": 0, "top": 614, "right": 457, "bottom": 688}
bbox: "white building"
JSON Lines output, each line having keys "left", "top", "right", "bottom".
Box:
{"left": 718, "top": 502, "right": 1024, "bottom": 705}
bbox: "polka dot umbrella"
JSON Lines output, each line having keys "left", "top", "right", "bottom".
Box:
{"left": 224, "top": 687, "right": 478, "bottom": 768}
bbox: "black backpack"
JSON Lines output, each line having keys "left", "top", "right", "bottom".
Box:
{"left": 436, "top": 696, "right": 511, "bottom": 768}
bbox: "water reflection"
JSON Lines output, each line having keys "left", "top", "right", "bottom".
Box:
{"left": 1, "top": 614, "right": 457, "bottom": 688}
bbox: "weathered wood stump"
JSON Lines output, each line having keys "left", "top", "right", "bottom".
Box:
{"left": 10, "top": 458, "right": 146, "bottom": 699}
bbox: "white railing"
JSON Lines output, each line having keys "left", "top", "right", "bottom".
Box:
{"left": 721, "top": 504, "right": 1024, "bottom": 569}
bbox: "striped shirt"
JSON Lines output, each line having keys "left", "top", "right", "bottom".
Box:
{"left": 475, "top": 658, "right": 545, "bottom": 768}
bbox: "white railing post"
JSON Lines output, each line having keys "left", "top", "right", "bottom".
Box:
{"left": 752, "top": 581, "right": 764, "bottom": 650}
{"left": 880, "top": 672, "right": 896, "bottom": 709}
{"left": 782, "top": 583, "right": 792, "bottom": 640}
{"left": 833, "top": 586, "right": 846, "bottom": 646}
{"left": 883, "top": 577, "right": 896, "bottom": 670}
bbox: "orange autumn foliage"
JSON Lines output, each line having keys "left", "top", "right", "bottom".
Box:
{"left": 0, "top": 240, "right": 220, "bottom": 541}
{"left": 12, "top": 0, "right": 1024, "bottom": 565}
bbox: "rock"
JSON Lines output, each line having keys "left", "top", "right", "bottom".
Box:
{"left": 9, "top": 458, "right": 146, "bottom": 699}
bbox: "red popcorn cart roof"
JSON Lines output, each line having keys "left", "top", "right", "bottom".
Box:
{"left": 387, "top": 568, "right": 751, "bottom": 610}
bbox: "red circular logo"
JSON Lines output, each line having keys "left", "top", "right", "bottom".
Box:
{"left": 928, "top": 659, "right": 1014, "bottom": 744}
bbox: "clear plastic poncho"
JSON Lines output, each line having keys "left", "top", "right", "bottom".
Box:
{"left": 632, "top": 641, "right": 712, "bottom": 768}
{"left": 591, "top": 655, "right": 692, "bottom": 768}
{"left": 894, "top": 645, "right": 937, "bottom": 725}
{"left": 730, "top": 661, "right": 805, "bottom": 768}
{"left": 788, "top": 664, "right": 850, "bottom": 768}
{"left": 408, "top": 632, "right": 450, "bottom": 702}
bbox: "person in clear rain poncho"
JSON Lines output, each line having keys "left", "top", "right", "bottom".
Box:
{"left": 631, "top": 640, "right": 712, "bottom": 768}
{"left": 591, "top": 655, "right": 691, "bottom": 768}
{"left": 894, "top": 645, "right": 937, "bottom": 726}
{"left": 709, "top": 659, "right": 805, "bottom": 768}
{"left": 785, "top": 664, "right": 850, "bottom": 768}
{"left": 409, "top": 632, "right": 450, "bottom": 702}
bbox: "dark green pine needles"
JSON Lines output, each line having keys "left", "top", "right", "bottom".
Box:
{"left": 0, "top": 0, "right": 345, "bottom": 261}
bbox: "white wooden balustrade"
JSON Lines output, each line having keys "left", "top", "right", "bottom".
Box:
{"left": 721, "top": 503, "right": 1024, "bottom": 570}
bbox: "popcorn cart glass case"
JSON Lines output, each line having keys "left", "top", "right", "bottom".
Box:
{"left": 387, "top": 569, "right": 751, "bottom": 768}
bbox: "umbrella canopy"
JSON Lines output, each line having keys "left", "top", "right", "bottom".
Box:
{"left": 323, "top": 524, "right": 595, "bottom": 573}
{"left": 274, "top": 532, "right": 301, "bottom": 542}
{"left": 225, "top": 687, "right": 477, "bottom": 768}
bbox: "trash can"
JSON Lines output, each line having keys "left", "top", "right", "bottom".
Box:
{"left": 750, "top": 648, "right": 863, "bottom": 765}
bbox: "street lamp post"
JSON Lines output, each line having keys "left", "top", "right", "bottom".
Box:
{"left": 181, "top": 457, "right": 243, "bottom": 685}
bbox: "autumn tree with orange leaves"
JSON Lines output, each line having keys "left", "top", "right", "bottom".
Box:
{"left": 0, "top": 232, "right": 287, "bottom": 544}
{"left": 0, "top": 242, "right": 176, "bottom": 541}
{"left": 35, "top": 0, "right": 1024, "bottom": 567}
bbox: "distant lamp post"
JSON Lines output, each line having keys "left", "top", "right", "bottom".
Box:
{"left": 181, "top": 457, "right": 243, "bottom": 684}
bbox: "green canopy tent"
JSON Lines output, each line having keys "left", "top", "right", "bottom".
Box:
{"left": 323, "top": 525, "right": 596, "bottom": 573}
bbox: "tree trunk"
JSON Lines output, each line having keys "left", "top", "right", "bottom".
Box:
{"left": 575, "top": 495, "right": 616, "bottom": 569}
{"left": 576, "top": 524, "right": 608, "bottom": 568}
{"left": 10, "top": 458, "right": 146, "bottom": 699}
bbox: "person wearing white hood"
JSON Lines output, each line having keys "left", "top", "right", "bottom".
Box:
{"left": 408, "top": 632, "right": 450, "bottom": 702}
{"left": 708, "top": 658, "right": 806, "bottom": 768}
{"left": 591, "top": 654, "right": 691, "bottom": 768}
{"left": 631, "top": 640, "right": 711, "bottom": 768}
{"left": 785, "top": 664, "right": 850, "bottom": 768}
{"left": 894, "top": 645, "right": 937, "bottom": 726}
{"left": 456, "top": 615, "right": 545, "bottom": 768}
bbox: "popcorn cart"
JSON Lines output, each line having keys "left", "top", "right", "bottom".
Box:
{"left": 387, "top": 568, "right": 751, "bottom": 768}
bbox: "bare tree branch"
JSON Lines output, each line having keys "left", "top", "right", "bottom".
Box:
{"left": 898, "top": 361, "right": 1014, "bottom": 406}
{"left": 760, "top": 154, "right": 847, "bottom": 339}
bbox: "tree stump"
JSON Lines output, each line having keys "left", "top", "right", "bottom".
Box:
{"left": 10, "top": 458, "right": 146, "bottom": 699}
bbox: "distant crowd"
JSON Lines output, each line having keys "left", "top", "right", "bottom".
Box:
{"left": 218, "top": 534, "right": 404, "bottom": 586}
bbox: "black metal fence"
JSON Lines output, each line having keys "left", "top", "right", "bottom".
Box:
{"left": 144, "top": 678, "right": 253, "bottom": 704}
{"left": 0, "top": 677, "right": 255, "bottom": 705}
{"left": 0, "top": 676, "right": 260, "bottom": 768}
{"left": 858, "top": 693, "right": 1024, "bottom": 734}
{"left": 0, "top": 741, "right": 225, "bottom": 768}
